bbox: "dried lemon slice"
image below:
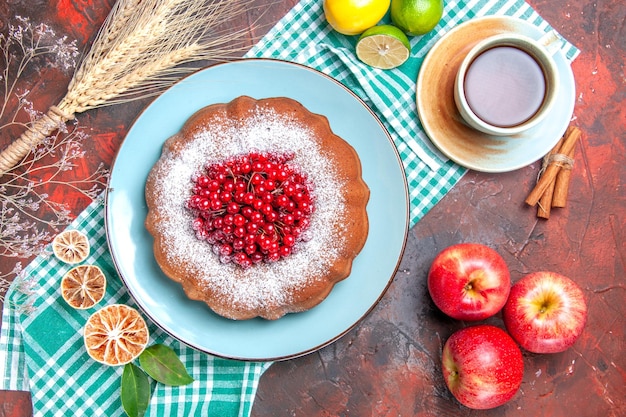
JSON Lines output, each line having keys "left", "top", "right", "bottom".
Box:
{"left": 61, "top": 265, "right": 106, "bottom": 309}
{"left": 84, "top": 304, "right": 149, "bottom": 366}
{"left": 52, "top": 230, "right": 90, "bottom": 264}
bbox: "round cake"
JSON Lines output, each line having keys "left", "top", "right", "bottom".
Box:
{"left": 145, "top": 95, "right": 369, "bottom": 320}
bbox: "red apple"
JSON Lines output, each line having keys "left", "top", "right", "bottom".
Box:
{"left": 502, "top": 271, "right": 587, "bottom": 353}
{"left": 442, "top": 325, "right": 524, "bottom": 410}
{"left": 428, "top": 243, "right": 510, "bottom": 320}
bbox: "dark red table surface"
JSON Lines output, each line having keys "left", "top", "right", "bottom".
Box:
{"left": 1, "top": 1, "right": 624, "bottom": 416}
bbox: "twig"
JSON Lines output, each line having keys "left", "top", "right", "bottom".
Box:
{"left": 0, "top": 0, "right": 259, "bottom": 176}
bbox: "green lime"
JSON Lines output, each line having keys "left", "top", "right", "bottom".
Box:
{"left": 356, "top": 25, "right": 411, "bottom": 69}
{"left": 390, "top": 0, "right": 444, "bottom": 36}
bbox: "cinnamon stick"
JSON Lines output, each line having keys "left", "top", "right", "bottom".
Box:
{"left": 551, "top": 140, "right": 576, "bottom": 208}
{"left": 537, "top": 138, "right": 564, "bottom": 219}
{"left": 526, "top": 126, "right": 581, "bottom": 206}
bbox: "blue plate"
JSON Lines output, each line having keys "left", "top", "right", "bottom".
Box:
{"left": 105, "top": 59, "right": 409, "bottom": 361}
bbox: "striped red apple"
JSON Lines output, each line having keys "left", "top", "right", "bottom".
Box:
{"left": 428, "top": 243, "right": 510, "bottom": 321}
{"left": 442, "top": 325, "right": 524, "bottom": 409}
{"left": 502, "top": 271, "right": 587, "bottom": 353}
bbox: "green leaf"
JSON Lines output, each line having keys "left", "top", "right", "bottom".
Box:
{"left": 139, "top": 344, "right": 194, "bottom": 386}
{"left": 121, "top": 363, "right": 151, "bottom": 417}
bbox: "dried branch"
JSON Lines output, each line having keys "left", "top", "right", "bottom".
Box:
{"left": 0, "top": 18, "right": 108, "bottom": 297}
{"left": 0, "top": 0, "right": 259, "bottom": 174}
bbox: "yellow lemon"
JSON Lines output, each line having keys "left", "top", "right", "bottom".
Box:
{"left": 323, "top": 0, "right": 391, "bottom": 36}
{"left": 391, "top": 0, "right": 444, "bottom": 36}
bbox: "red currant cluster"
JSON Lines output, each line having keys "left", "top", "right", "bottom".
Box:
{"left": 187, "top": 152, "right": 314, "bottom": 269}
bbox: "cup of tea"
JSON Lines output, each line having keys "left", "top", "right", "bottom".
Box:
{"left": 454, "top": 31, "right": 562, "bottom": 136}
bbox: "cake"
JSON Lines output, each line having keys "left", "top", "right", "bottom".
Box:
{"left": 145, "top": 96, "right": 369, "bottom": 320}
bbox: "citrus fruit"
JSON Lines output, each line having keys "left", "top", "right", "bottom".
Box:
{"left": 323, "top": 0, "right": 391, "bottom": 36}
{"left": 390, "top": 0, "right": 444, "bottom": 36}
{"left": 356, "top": 25, "right": 411, "bottom": 69}
{"left": 61, "top": 265, "right": 107, "bottom": 309}
{"left": 52, "top": 229, "right": 90, "bottom": 264}
{"left": 84, "top": 304, "right": 149, "bottom": 366}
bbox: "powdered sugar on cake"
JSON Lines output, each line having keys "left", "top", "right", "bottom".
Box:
{"left": 150, "top": 106, "right": 347, "bottom": 311}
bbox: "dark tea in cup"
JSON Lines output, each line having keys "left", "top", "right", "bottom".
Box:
{"left": 463, "top": 46, "right": 546, "bottom": 128}
{"left": 454, "top": 32, "right": 561, "bottom": 136}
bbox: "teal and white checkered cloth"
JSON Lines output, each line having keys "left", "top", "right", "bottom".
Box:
{"left": 247, "top": 0, "right": 578, "bottom": 226}
{"left": 1, "top": 0, "right": 578, "bottom": 415}
{"left": 1, "top": 200, "right": 270, "bottom": 416}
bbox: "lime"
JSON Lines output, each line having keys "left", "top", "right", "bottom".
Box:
{"left": 390, "top": 0, "right": 444, "bottom": 36}
{"left": 356, "top": 25, "right": 411, "bottom": 69}
{"left": 323, "top": 0, "right": 391, "bottom": 36}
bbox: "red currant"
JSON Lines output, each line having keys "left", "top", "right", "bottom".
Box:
{"left": 187, "top": 152, "right": 315, "bottom": 268}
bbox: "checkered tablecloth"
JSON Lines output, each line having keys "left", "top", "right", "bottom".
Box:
{"left": 1, "top": 200, "right": 271, "bottom": 416}
{"left": 1, "top": 0, "right": 578, "bottom": 416}
{"left": 247, "top": 0, "right": 578, "bottom": 226}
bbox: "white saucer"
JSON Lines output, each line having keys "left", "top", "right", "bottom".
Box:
{"left": 416, "top": 16, "right": 575, "bottom": 173}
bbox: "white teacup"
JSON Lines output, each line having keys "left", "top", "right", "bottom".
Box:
{"left": 454, "top": 31, "right": 562, "bottom": 136}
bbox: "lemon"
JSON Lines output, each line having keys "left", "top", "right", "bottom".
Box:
{"left": 390, "top": 0, "right": 444, "bottom": 36}
{"left": 61, "top": 265, "right": 107, "bottom": 309}
{"left": 323, "top": 0, "right": 391, "bottom": 36}
{"left": 52, "top": 229, "right": 90, "bottom": 264}
{"left": 84, "top": 304, "right": 149, "bottom": 366}
{"left": 356, "top": 25, "right": 411, "bottom": 69}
